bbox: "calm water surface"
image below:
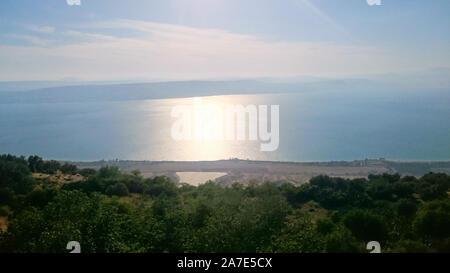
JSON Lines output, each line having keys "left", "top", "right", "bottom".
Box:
{"left": 0, "top": 90, "right": 449, "bottom": 161}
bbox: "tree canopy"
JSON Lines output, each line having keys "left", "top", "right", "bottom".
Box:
{"left": 0, "top": 154, "right": 449, "bottom": 253}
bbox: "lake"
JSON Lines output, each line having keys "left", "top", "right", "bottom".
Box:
{"left": 177, "top": 172, "right": 227, "bottom": 186}
{"left": 0, "top": 89, "right": 449, "bottom": 162}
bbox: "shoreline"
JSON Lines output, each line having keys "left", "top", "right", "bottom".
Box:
{"left": 72, "top": 158, "right": 450, "bottom": 186}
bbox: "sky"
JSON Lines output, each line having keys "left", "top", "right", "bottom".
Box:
{"left": 0, "top": 0, "right": 449, "bottom": 81}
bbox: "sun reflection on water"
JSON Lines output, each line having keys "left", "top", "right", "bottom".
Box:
{"left": 137, "top": 94, "right": 273, "bottom": 161}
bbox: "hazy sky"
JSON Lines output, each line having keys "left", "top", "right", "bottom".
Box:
{"left": 0, "top": 0, "right": 449, "bottom": 81}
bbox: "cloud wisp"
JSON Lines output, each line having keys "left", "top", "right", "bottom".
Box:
{"left": 24, "top": 25, "right": 56, "bottom": 34}
{"left": 0, "top": 19, "right": 446, "bottom": 81}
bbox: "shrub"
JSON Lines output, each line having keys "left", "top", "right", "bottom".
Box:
{"left": 105, "top": 183, "right": 129, "bottom": 197}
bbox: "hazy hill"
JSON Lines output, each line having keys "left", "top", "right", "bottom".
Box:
{"left": 0, "top": 78, "right": 410, "bottom": 104}
{"left": 0, "top": 68, "right": 448, "bottom": 104}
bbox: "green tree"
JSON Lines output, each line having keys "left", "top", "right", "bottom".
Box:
{"left": 343, "top": 209, "right": 388, "bottom": 243}
{"left": 0, "top": 155, "right": 34, "bottom": 194}
{"left": 413, "top": 200, "right": 450, "bottom": 244}
{"left": 270, "top": 210, "right": 325, "bottom": 253}
{"left": 105, "top": 183, "right": 129, "bottom": 197}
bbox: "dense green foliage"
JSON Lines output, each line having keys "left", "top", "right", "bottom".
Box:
{"left": 0, "top": 154, "right": 449, "bottom": 253}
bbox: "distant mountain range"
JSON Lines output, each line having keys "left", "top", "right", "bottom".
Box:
{"left": 0, "top": 68, "right": 448, "bottom": 104}
{"left": 0, "top": 79, "right": 371, "bottom": 104}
